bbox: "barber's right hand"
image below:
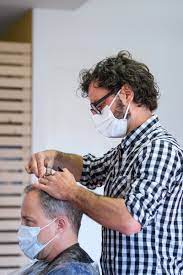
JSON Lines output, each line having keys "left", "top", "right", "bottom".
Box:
{"left": 25, "top": 150, "right": 56, "bottom": 178}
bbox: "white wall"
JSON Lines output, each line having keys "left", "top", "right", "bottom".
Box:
{"left": 32, "top": 0, "right": 183, "bottom": 265}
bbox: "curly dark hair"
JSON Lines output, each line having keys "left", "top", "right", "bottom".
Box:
{"left": 79, "top": 51, "right": 159, "bottom": 111}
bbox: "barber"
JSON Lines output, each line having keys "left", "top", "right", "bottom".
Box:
{"left": 26, "top": 51, "right": 183, "bottom": 275}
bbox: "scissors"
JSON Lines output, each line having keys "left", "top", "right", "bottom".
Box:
{"left": 45, "top": 166, "right": 63, "bottom": 176}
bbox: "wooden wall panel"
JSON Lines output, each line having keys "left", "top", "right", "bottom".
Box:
{"left": 0, "top": 41, "right": 31, "bottom": 273}
{"left": 0, "top": 54, "right": 31, "bottom": 65}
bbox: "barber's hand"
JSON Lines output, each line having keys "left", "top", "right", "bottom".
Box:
{"left": 25, "top": 150, "right": 57, "bottom": 178}
{"left": 34, "top": 168, "right": 77, "bottom": 201}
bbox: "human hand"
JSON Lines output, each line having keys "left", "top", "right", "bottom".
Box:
{"left": 34, "top": 168, "right": 78, "bottom": 201}
{"left": 25, "top": 150, "right": 57, "bottom": 178}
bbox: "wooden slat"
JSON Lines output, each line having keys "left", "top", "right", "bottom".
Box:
{"left": 0, "top": 113, "right": 31, "bottom": 123}
{"left": 0, "top": 125, "right": 31, "bottom": 135}
{"left": 0, "top": 173, "right": 30, "bottom": 182}
{"left": 0, "top": 161, "right": 26, "bottom": 170}
{"left": 0, "top": 244, "right": 21, "bottom": 254}
{"left": 0, "top": 256, "right": 27, "bottom": 266}
{"left": 0, "top": 219, "right": 19, "bottom": 230}
{"left": 0, "top": 197, "right": 22, "bottom": 206}
{"left": 0, "top": 268, "right": 20, "bottom": 274}
{"left": 0, "top": 42, "right": 31, "bottom": 54}
{"left": 0, "top": 185, "right": 25, "bottom": 195}
{"left": 0, "top": 42, "right": 31, "bottom": 271}
{"left": 0, "top": 66, "right": 31, "bottom": 77}
{"left": 0, "top": 89, "right": 31, "bottom": 100}
{"left": 0, "top": 102, "right": 31, "bottom": 112}
{"left": 0, "top": 208, "right": 20, "bottom": 219}
{"left": 0, "top": 160, "right": 27, "bottom": 171}
{"left": 0, "top": 232, "right": 18, "bottom": 242}
{"left": 0, "top": 137, "right": 30, "bottom": 147}
{"left": 0, "top": 148, "right": 30, "bottom": 159}
{"left": 0, "top": 78, "right": 31, "bottom": 88}
{"left": 0, "top": 54, "right": 31, "bottom": 65}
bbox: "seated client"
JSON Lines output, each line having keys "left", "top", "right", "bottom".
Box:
{"left": 16, "top": 185, "right": 99, "bottom": 275}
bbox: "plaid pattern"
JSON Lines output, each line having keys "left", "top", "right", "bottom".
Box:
{"left": 80, "top": 115, "right": 183, "bottom": 275}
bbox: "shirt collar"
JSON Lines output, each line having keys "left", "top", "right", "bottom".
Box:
{"left": 121, "top": 114, "right": 160, "bottom": 151}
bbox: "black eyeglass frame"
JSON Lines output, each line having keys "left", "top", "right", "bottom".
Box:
{"left": 90, "top": 90, "right": 118, "bottom": 114}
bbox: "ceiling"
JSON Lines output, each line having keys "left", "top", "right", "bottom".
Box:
{"left": 0, "top": 0, "right": 87, "bottom": 34}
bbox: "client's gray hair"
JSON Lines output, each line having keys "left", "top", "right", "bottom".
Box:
{"left": 24, "top": 185, "right": 82, "bottom": 235}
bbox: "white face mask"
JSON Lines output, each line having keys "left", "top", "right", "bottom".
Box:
{"left": 17, "top": 219, "right": 57, "bottom": 260}
{"left": 92, "top": 91, "right": 130, "bottom": 138}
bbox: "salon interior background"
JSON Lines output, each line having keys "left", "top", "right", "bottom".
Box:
{"left": 0, "top": 0, "right": 182, "bottom": 270}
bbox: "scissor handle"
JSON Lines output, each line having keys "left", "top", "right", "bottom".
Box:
{"left": 45, "top": 166, "right": 52, "bottom": 176}
{"left": 57, "top": 166, "right": 64, "bottom": 172}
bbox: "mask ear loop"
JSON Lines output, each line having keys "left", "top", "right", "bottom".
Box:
{"left": 109, "top": 90, "right": 121, "bottom": 108}
{"left": 34, "top": 232, "right": 58, "bottom": 259}
{"left": 40, "top": 233, "right": 57, "bottom": 248}
{"left": 124, "top": 103, "right": 130, "bottom": 119}
{"left": 109, "top": 89, "right": 131, "bottom": 119}
{"left": 36, "top": 218, "right": 58, "bottom": 251}
{"left": 40, "top": 218, "right": 57, "bottom": 231}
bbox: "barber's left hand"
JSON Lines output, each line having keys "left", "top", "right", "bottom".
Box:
{"left": 34, "top": 168, "right": 77, "bottom": 201}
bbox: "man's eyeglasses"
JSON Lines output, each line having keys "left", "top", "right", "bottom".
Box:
{"left": 90, "top": 90, "right": 118, "bottom": 114}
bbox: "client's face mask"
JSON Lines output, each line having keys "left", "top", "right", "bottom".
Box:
{"left": 92, "top": 91, "right": 130, "bottom": 138}
{"left": 18, "top": 219, "right": 57, "bottom": 260}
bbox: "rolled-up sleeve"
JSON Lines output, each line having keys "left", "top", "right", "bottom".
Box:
{"left": 125, "top": 139, "right": 179, "bottom": 228}
{"left": 80, "top": 147, "right": 118, "bottom": 189}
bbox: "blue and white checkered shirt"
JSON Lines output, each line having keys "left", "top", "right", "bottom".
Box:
{"left": 80, "top": 115, "right": 183, "bottom": 275}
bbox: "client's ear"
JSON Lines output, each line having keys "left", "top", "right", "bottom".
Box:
{"left": 57, "top": 217, "right": 66, "bottom": 233}
{"left": 119, "top": 84, "right": 134, "bottom": 105}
